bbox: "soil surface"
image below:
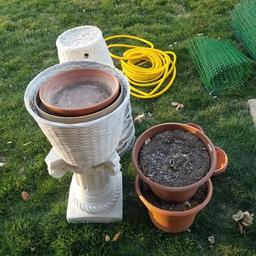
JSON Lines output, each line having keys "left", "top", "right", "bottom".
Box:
{"left": 141, "top": 181, "right": 207, "bottom": 211}
{"left": 139, "top": 130, "right": 210, "bottom": 187}
{"left": 53, "top": 83, "right": 110, "bottom": 109}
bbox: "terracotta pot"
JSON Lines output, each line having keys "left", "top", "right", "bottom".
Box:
{"left": 212, "top": 146, "right": 228, "bottom": 176}
{"left": 135, "top": 176, "right": 213, "bottom": 233}
{"left": 39, "top": 68, "right": 119, "bottom": 117}
{"left": 132, "top": 123, "right": 217, "bottom": 203}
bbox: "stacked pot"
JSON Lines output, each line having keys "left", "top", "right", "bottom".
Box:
{"left": 132, "top": 123, "right": 228, "bottom": 233}
{"left": 25, "top": 61, "right": 130, "bottom": 168}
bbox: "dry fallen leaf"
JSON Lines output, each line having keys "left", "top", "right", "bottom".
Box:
{"left": 171, "top": 102, "right": 184, "bottom": 110}
{"left": 208, "top": 235, "right": 215, "bottom": 246}
{"left": 171, "top": 102, "right": 179, "bottom": 107}
{"left": 176, "top": 103, "right": 184, "bottom": 110}
{"left": 238, "top": 223, "right": 244, "bottom": 235}
{"left": 134, "top": 113, "right": 146, "bottom": 124}
{"left": 105, "top": 235, "right": 110, "bottom": 242}
{"left": 232, "top": 210, "right": 254, "bottom": 234}
{"left": 232, "top": 210, "right": 244, "bottom": 222}
{"left": 112, "top": 231, "right": 121, "bottom": 241}
{"left": 241, "top": 212, "right": 254, "bottom": 227}
{"left": 21, "top": 191, "right": 30, "bottom": 201}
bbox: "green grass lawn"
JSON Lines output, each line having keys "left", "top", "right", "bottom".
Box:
{"left": 0, "top": 0, "right": 256, "bottom": 255}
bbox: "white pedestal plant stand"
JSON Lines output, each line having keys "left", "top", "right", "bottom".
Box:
{"left": 24, "top": 61, "right": 131, "bottom": 223}
{"left": 56, "top": 25, "right": 135, "bottom": 155}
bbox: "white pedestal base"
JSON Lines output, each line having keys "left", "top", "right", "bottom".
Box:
{"left": 67, "top": 172, "right": 123, "bottom": 223}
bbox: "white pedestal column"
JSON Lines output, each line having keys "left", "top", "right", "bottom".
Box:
{"left": 67, "top": 172, "right": 122, "bottom": 223}
{"left": 46, "top": 149, "right": 122, "bottom": 223}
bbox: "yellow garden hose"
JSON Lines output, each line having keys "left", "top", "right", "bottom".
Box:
{"left": 105, "top": 35, "right": 177, "bottom": 99}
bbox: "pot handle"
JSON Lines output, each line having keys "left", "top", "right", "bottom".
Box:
{"left": 213, "top": 146, "right": 228, "bottom": 176}
{"left": 186, "top": 123, "right": 204, "bottom": 133}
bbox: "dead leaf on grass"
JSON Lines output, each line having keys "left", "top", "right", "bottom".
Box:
{"left": 171, "top": 102, "right": 184, "bottom": 110}
{"left": 232, "top": 210, "right": 254, "bottom": 234}
{"left": 171, "top": 101, "right": 179, "bottom": 107}
{"left": 21, "top": 191, "right": 30, "bottom": 201}
{"left": 105, "top": 234, "right": 110, "bottom": 242}
{"left": 112, "top": 231, "right": 121, "bottom": 241}
{"left": 208, "top": 235, "right": 215, "bottom": 246}
{"left": 134, "top": 113, "right": 146, "bottom": 123}
{"left": 176, "top": 103, "right": 184, "bottom": 110}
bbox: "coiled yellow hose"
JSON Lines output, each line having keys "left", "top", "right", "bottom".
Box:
{"left": 105, "top": 35, "right": 177, "bottom": 99}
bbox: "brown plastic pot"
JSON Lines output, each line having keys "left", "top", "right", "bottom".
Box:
{"left": 132, "top": 123, "right": 217, "bottom": 203}
{"left": 135, "top": 176, "right": 213, "bottom": 233}
{"left": 39, "top": 68, "right": 119, "bottom": 117}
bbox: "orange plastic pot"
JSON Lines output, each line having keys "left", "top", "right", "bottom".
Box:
{"left": 212, "top": 147, "right": 228, "bottom": 176}
{"left": 182, "top": 124, "right": 229, "bottom": 176}
{"left": 132, "top": 123, "right": 217, "bottom": 203}
{"left": 186, "top": 125, "right": 228, "bottom": 177}
{"left": 135, "top": 176, "right": 213, "bottom": 233}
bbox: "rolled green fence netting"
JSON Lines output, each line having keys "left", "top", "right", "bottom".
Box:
{"left": 188, "top": 36, "right": 253, "bottom": 94}
{"left": 232, "top": 0, "right": 256, "bottom": 60}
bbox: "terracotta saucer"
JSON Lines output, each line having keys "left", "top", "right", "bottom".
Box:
{"left": 39, "top": 68, "right": 119, "bottom": 117}
{"left": 35, "top": 88, "right": 122, "bottom": 124}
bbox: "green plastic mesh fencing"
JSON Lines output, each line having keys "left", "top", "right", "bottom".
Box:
{"left": 232, "top": 0, "right": 256, "bottom": 60}
{"left": 188, "top": 36, "right": 253, "bottom": 94}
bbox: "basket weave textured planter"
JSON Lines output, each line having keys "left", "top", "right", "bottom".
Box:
{"left": 25, "top": 61, "right": 130, "bottom": 168}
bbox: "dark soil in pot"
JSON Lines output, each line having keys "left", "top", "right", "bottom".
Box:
{"left": 141, "top": 181, "right": 207, "bottom": 211}
{"left": 139, "top": 130, "right": 210, "bottom": 187}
